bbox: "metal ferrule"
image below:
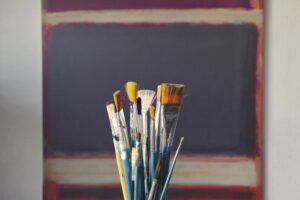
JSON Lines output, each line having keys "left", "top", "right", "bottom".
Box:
{"left": 154, "top": 102, "right": 161, "bottom": 140}
{"left": 130, "top": 103, "right": 138, "bottom": 145}
{"left": 108, "top": 116, "right": 120, "bottom": 151}
{"left": 149, "top": 120, "right": 155, "bottom": 153}
{"left": 112, "top": 112, "right": 128, "bottom": 150}
{"left": 137, "top": 114, "right": 143, "bottom": 137}
{"left": 120, "top": 108, "right": 130, "bottom": 148}
{"left": 142, "top": 113, "right": 148, "bottom": 138}
{"left": 135, "top": 140, "right": 142, "bottom": 166}
{"left": 129, "top": 104, "right": 134, "bottom": 141}
{"left": 161, "top": 105, "right": 181, "bottom": 148}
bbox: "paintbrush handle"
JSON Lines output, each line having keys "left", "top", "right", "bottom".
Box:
{"left": 149, "top": 120, "right": 156, "bottom": 182}
{"left": 142, "top": 144, "right": 150, "bottom": 198}
{"left": 148, "top": 179, "right": 159, "bottom": 200}
{"left": 121, "top": 150, "right": 132, "bottom": 200}
{"left": 134, "top": 141, "right": 142, "bottom": 200}
{"left": 134, "top": 165, "right": 141, "bottom": 200}
{"left": 160, "top": 138, "right": 184, "bottom": 200}
{"left": 150, "top": 152, "right": 155, "bottom": 182}
{"left": 115, "top": 151, "right": 128, "bottom": 200}
{"left": 120, "top": 109, "right": 130, "bottom": 148}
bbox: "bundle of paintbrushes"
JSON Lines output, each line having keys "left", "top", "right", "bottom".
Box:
{"left": 106, "top": 82, "right": 185, "bottom": 200}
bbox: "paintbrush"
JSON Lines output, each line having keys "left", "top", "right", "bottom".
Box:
{"left": 114, "top": 90, "right": 130, "bottom": 154}
{"left": 113, "top": 91, "right": 132, "bottom": 200}
{"left": 138, "top": 89, "right": 156, "bottom": 198}
{"left": 148, "top": 159, "right": 162, "bottom": 200}
{"left": 134, "top": 133, "right": 142, "bottom": 200}
{"left": 134, "top": 98, "right": 143, "bottom": 200}
{"left": 125, "top": 81, "right": 139, "bottom": 147}
{"left": 154, "top": 85, "right": 162, "bottom": 157}
{"left": 159, "top": 137, "right": 184, "bottom": 200}
{"left": 149, "top": 106, "right": 156, "bottom": 182}
{"left": 106, "top": 101, "right": 127, "bottom": 200}
{"left": 160, "top": 83, "right": 185, "bottom": 198}
{"left": 125, "top": 81, "right": 139, "bottom": 182}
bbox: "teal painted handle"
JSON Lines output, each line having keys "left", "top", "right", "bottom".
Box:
{"left": 150, "top": 152, "right": 156, "bottom": 182}
{"left": 121, "top": 152, "right": 132, "bottom": 200}
{"left": 134, "top": 165, "right": 141, "bottom": 200}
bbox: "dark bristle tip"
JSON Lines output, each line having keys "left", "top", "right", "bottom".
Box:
{"left": 137, "top": 97, "right": 142, "bottom": 114}
{"left": 105, "top": 100, "right": 114, "bottom": 106}
{"left": 136, "top": 132, "right": 141, "bottom": 141}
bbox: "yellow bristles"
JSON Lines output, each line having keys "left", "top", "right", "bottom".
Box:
{"left": 161, "top": 83, "right": 185, "bottom": 105}
{"left": 125, "top": 81, "right": 139, "bottom": 103}
{"left": 157, "top": 85, "right": 162, "bottom": 102}
{"left": 149, "top": 106, "right": 155, "bottom": 120}
{"left": 113, "top": 90, "right": 123, "bottom": 112}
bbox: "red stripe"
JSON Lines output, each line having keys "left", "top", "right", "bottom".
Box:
{"left": 46, "top": 0, "right": 252, "bottom": 12}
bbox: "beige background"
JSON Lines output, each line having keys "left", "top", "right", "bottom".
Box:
{"left": 0, "top": 0, "right": 299, "bottom": 199}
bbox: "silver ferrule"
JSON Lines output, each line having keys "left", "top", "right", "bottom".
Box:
{"left": 154, "top": 102, "right": 161, "bottom": 139}
{"left": 168, "top": 106, "right": 181, "bottom": 147}
{"left": 120, "top": 109, "right": 130, "bottom": 148}
{"left": 161, "top": 105, "right": 181, "bottom": 147}
{"left": 108, "top": 116, "right": 119, "bottom": 151}
{"left": 142, "top": 113, "right": 148, "bottom": 137}
{"left": 135, "top": 140, "right": 142, "bottom": 166}
{"left": 131, "top": 103, "right": 138, "bottom": 143}
{"left": 111, "top": 113, "right": 125, "bottom": 150}
{"left": 149, "top": 120, "right": 155, "bottom": 153}
{"left": 137, "top": 114, "right": 143, "bottom": 137}
{"left": 129, "top": 104, "right": 134, "bottom": 143}
{"left": 160, "top": 127, "right": 167, "bottom": 151}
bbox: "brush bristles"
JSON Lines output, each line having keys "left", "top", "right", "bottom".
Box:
{"left": 161, "top": 83, "right": 185, "bottom": 105}
{"left": 157, "top": 85, "right": 162, "bottom": 102}
{"left": 125, "top": 81, "right": 139, "bottom": 103}
{"left": 149, "top": 106, "right": 155, "bottom": 120}
{"left": 106, "top": 101, "right": 116, "bottom": 121}
{"left": 137, "top": 90, "right": 156, "bottom": 113}
{"left": 113, "top": 90, "right": 123, "bottom": 112}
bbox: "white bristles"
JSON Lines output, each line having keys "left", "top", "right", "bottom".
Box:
{"left": 138, "top": 90, "right": 156, "bottom": 114}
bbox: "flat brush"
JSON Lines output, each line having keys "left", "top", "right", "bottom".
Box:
{"left": 125, "top": 81, "right": 139, "bottom": 181}
{"left": 160, "top": 83, "right": 185, "bottom": 198}
{"left": 106, "top": 101, "right": 127, "bottom": 200}
{"left": 161, "top": 84, "right": 185, "bottom": 148}
{"left": 160, "top": 137, "right": 184, "bottom": 200}
{"left": 138, "top": 89, "right": 156, "bottom": 198}
{"left": 125, "top": 81, "right": 139, "bottom": 147}
{"left": 114, "top": 90, "right": 130, "bottom": 153}
{"left": 149, "top": 106, "right": 156, "bottom": 182}
{"left": 148, "top": 159, "right": 161, "bottom": 200}
{"left": 113, "top": 91, "right": 132, "bottom": 200}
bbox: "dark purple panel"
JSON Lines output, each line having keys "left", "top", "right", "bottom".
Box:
{"left": 44, "top": 23, "right": 257, "bottom": 155}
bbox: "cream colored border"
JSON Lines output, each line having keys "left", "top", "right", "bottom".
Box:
{"left": 44, "top": 9, "right": 263, "bottom": 25}
{"left": 45, "top": 157, "right": 258, "bottom": 186}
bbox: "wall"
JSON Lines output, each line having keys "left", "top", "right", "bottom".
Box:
{"left": 265, "top": 0, "right": 300, "bottom": 199}
{"left": 0, "top": 0, "right": 42, "bottom": 199}
{"left": 0, "top": 0, "right": 299, "bottom": 199}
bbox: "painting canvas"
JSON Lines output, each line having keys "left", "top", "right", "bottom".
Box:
{"left": 42, "top": 0, "right": 264, "bottom": 199}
